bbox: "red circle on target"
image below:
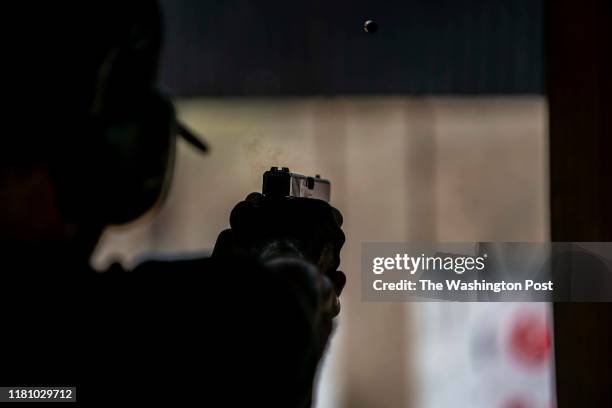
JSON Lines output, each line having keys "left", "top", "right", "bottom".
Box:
{"left": 509, "top": 314, "right": 551, "bottom": 367}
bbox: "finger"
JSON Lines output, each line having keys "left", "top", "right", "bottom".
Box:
{"left": 245, "top": 192, "right": 265, "bottom": 205}
{"left": 326, "top": 269, "right": 346, "bottom": 296}
{"left": 319, "top": 275, "right": 340, "bottom": 317}
{"left": 229, "top": 200, "right": 259, "bottom": 229}
{"left": 331, "top": 296, "right": 341, "bottom": 317}
{"left": 331, "top": 207, "right": 343, "bottom": 227}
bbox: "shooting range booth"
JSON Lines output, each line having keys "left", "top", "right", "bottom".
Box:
{"left": 157, "top": 0, "right": 612, "bottom": 405}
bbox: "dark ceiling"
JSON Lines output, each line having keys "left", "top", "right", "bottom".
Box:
{"left": 159, "top": 0, "right": 543, "bottom": 96}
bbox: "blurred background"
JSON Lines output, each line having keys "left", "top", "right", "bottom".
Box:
{"left": 93, "top": 1, "right": 554, "bottom": 407}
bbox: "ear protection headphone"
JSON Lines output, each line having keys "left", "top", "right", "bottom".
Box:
{"left": 56, "top": 6, "right": 206, "bottom": 226}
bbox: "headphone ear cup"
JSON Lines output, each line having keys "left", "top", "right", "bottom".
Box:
{"left": 55, "top": 8, "right": 172, "bottom": 227}
{"left": 55, "top": 93, "right": 176, "bottom": 226}
{"left": 99, "top": 92, "right": 177, "bottom": 225}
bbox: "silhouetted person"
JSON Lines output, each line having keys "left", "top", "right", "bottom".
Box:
{"left": 0, "top": 2, "right": 345, "bottom": 406}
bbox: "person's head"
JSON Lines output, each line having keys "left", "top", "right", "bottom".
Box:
{"left": 1, "top": 1, "right": 202, "bottom": 256}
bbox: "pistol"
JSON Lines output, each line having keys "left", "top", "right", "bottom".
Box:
{"left": 262, "top": 167, "right": 331, "bottom": 202}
